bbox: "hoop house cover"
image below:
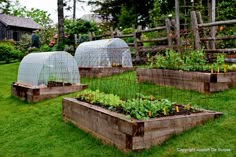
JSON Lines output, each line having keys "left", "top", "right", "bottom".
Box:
{"left": 74, "top": 38, "right": 133, "bottom": 67}
{"left": 17, "top": 51, "right": 80, "bottom": 87}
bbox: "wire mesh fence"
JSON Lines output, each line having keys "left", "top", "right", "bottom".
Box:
{"left": 74, "top": 38, "right": 234, "bottom": 115}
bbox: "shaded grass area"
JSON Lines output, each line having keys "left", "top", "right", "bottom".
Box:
{"left": 0, "top": 63, "right": 235, "bottom": 157}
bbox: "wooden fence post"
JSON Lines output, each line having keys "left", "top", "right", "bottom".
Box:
{"left": 208, "top": 0, "right": 216, "bottom": 49}
{"left": 137, "top": 25, "right": 142, "bottom": 31}
{"left": 88, "top": 32, "right": 93, "bottom": 41}
{"left": 133, "top": 25, "right": 140, "bottom": 61}
{"left": 74, "top": 34, "right": 78, "bottom": 48}
{"left": 196, "top": 12, "right": 210, "bottom": 49}
{"left": 191, "top": 11, "right": 201, "bottom": 50}
{"left": 110, "top": 27, "right": 114, "bottom": 38}
{"left": 175, "top": 0, "right": 180, "bottom": 46}
{"left": 165, "top": 19, "right": 173, "bottom": 48}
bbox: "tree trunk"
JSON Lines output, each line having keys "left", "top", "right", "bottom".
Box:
{"left": 73, "top": 0, "right": 76, "bottom": 20}
{"left": 57, "top": 0, "right": 65, "bottom": 50}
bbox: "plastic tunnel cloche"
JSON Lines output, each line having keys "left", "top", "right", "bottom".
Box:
{"left": 74, "top": 38, "right": 133, "bottom": 67}
{"left": 17, "top": 51, "right": 80, "bottom": 87}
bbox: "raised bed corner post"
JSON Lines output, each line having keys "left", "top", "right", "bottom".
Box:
{"left": 165, "top": 18, "right": 173, "bottom": 48}
{"left": 191, "top": 11, "right": 201, "bottom": 50}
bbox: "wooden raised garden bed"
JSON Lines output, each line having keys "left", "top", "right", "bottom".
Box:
{"left": 79, "top": 67, "right": 134, "bottom": 78}
{"left": 11, "top": 82, "right": 87, "bottom": 103}
{"left": 62, "top": 98, "right": 222, "bottom": 152}
{"left": 136, "top": 68, "right": 236, "bottom": 93}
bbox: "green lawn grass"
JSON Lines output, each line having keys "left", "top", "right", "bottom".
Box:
{"left": 0, "top": 63, "right": 235, "bottom": 157}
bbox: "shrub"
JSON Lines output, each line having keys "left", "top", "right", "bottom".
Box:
{"left": 39, "top": 44, "right": 52, "bottom": 52}
{"left": 78, "top": 34, "right": 89, "bottom": 44}
{"left": 0, "top": 43, "right": 23, "bottom": 63}
{"left": 16, "top": 34, "right": 31, "bottom": 53}
{"left": 28, "top": 47, "right": 40, "bottom": 53}
{"left": 0, "top": 39, "right": 16, "bottom": 46}
{"left": 64, "top": 45, "right": 75, "bottom": 55}
{"left": 121, "top": 27, "right": 133, "bottom": 43}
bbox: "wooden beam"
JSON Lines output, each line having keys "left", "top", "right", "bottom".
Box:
{"left": 116, "top": 34, "right": 133, "bottom": 38}
{"left": 201, "top": 35, "right": 236, "bottom": 41}
{"left": 138, "top": 37, "right": 168, "bottom": 43}
{"left": 199, "top": 20, "right": 236, "bottom": 27}
{"left": 127, "top": 43, "right": 134, "bottom": 47}
{"left": 139, "top": 46, "right": 176, "bottom": 53}
{"left": 205, "top": 48, "right": 236, "bottom": 53}
{"left": 136, "top": 26, "right": 166, "bottom": 33}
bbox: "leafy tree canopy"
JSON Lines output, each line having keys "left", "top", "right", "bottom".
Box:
{"left": 64, "top": 18, "right": 98, "bottom": 35}
{"left": 217, "top": 0, "right": 236, "bottom": 21}
{"left": 0, "top": 0, "right": 11, "bottom": 14}
{"left": 88, "top": 0, "right": 154, "bottom": 28}
{"left": 88, "top": 0, "right": 175, "bottom": 28}
{"left": 3, "top": 0, "right": 52, "bottom": 28}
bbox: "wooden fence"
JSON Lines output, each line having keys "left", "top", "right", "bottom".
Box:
{"left": 191, "top": 11, "right": 236, "bottom": 54}
{"left": 81, "top": 12, "right": 235, "bottom": 62}
{"left": 87, "top": 19, "right": 180, "bottom": 61}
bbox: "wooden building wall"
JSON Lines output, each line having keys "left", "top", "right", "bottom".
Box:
{"left": 0, "top": 22, "right": 6, "bottom": 40}
{"left": 0, "top": 23, "right": 33, "bottom": 41}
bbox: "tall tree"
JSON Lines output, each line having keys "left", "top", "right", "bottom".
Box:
{"left": 88, "top": 0, "right": 176, "bottom": 28}
{"left": 88, "top": 0, "right": 154, "bottom": 27}
{"left": 149, "top": 0, "right": 161, "bottom": 27}
{"left": 64, "top": 0, "right": 85, "bottom": 20}
{"left": 57, "top": 0, "right": 65, "bottom": 50}
{"left": 73, "top": 0, "right": 76, "bottom": 20}
{"left": 118, "top": 5, "right": 136, "bottom": 28}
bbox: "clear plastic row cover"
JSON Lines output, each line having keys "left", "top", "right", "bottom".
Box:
{"left": 74, "top": 38, "right": 133, "bottom": 67}
{"left": 17, "top": 51, "right": 80, "bottom": 87}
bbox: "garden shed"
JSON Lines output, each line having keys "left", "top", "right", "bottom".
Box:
{"left": 74, "top": 38, "right": 133, "bottom": 77}
{"left": 0, "top": 14, "right": 41, "bottom": 41}
{"left": 12, "top": 51, "right": 87, "bottom": 102}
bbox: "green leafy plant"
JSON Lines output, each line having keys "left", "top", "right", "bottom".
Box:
{"left": 121, "top": 98, "right": 174, "bottom": 120}
{"left": 121, "top": 27, "right": 133, "bottom": 43}
{"left": 149, "top": 49, "right": 184, "bottom": 70}
{"left": 77, "top": 90, "right": 122, "bottom": 108}
{"left": 148, "top": 49, "right": 233, "bottom": 72}
{"left": 39, "top": 44, "right": 52, "bottom": 52}
{"left": 76, "top": 90, "right": 199, "bottom": 120}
